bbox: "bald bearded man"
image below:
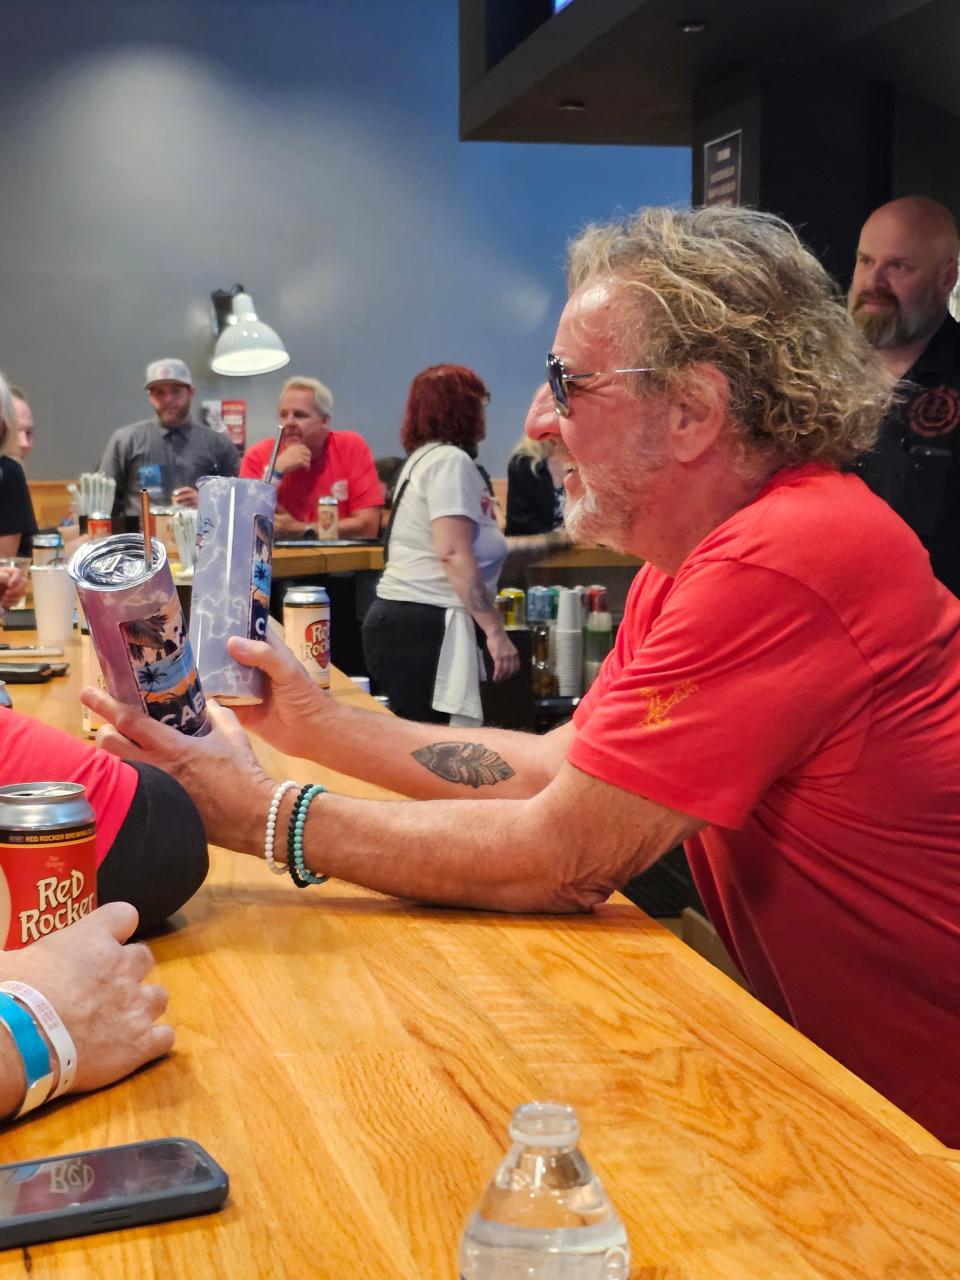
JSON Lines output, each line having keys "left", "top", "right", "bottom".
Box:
{"left": 848, "top": 196, "right": 960, "bottom": 594}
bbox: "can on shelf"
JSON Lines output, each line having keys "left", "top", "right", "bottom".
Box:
{"left": 315, "top": 496, "right": 339, "bottom": 541}
{"left": 499, "top": 587, "right": 527, "bottom": 628}
{"left": 149, "top": 506, "right": 179, "bottom": 563}
{"left": 283, "top": 585, "right": 330, "bottom": 689}
{"left": 586, "top": 584, "right": 609, "bottom": 614}
{"left": 31, "top": 533, "right": 63, "bottom": 566}
{"left": 0, "top": 782, "right": 97, "bottom": 950}
{"left": 527, "top": 585, "right": 553, "bottom": 624}
{"left": 87, "top": 513, "right": 113, "bottom": 541}
{"left": 68, "top": 534, "right": 209, "bottom": 736}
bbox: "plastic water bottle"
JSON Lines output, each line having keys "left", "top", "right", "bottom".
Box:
{"left": 459, "top": 1101, "right": 631, "bottom": 1279}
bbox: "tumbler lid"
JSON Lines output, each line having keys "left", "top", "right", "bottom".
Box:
{"left": 68, "top": 533, "right": 166, "bottom": 589}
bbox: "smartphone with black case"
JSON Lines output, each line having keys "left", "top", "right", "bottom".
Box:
{"left": 0, "top": 664, "right": 54, "bottom": 683}
{"left": 0, "top": 1138, "right": 228, "bottom": 1248}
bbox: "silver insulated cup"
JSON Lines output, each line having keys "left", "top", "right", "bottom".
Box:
{"left": 68, "top": 534, "right": 209, "bottom": 736}
{"left": 189, "top": 476, "right": 277, "bottom": 705}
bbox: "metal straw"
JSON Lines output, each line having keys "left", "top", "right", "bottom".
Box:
{"left": 264, "top": 422, "right": 285, "bottom": 484}
{"left": 140, "top": 489, "right": 152, "bottom": 571}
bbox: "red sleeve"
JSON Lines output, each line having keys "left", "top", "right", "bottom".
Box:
{"left": 569, "top": 561, "right": 874, "bottom": 827}
{"left": 0, "top": 710, "right": 138, "bottom": 866}
{"left": 239, "top": 439, "right": 270, "bottom": 480}
{"left": 340, "top": 433, "right": 383, "bottom": 513}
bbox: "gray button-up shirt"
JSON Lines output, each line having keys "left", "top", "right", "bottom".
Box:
{"left": 98, "top": 418, "right": 240, "bottom": 518}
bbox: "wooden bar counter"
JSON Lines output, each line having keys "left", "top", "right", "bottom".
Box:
{"left": 3, "top": 637, "right": 958, "bottom": 1277}
{"left": 270, "top": 543, "right": 384, "bottom": 577}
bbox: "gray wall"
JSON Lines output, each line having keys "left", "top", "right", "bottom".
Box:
{"left": 0, "top": 0, "right": 688, "bottom": 480}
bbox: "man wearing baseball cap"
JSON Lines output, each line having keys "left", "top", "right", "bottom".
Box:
{"left": 98, "top": 358, "right": 239, "bottom": 520}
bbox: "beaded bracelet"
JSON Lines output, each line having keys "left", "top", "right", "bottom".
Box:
{"left": 0, "top": 991, "right": 54, "bottom": 1118}
{"left": 264, "top": 779, "right": 299, "bottom": 875}
{"left": 285, "top": 785, "right": 311, "bottom": 887}
{"left": 286, "top": 784, "right": 328, "bottom": 888}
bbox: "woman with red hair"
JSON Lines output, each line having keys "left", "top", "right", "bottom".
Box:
{"left": 362, "top": 364, "right": 518, "bottom": 724}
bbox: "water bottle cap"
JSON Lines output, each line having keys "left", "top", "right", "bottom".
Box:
{"left": 508, "top": 1101, "right": 580, "bottom": 1147}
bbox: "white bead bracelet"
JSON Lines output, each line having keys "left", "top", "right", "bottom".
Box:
{"left": 264, "top": 780, "right": 299, "bottom": 875}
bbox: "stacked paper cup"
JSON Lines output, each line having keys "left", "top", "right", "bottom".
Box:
{"left": 171, "top": 508, "right": 199, "bottom": 573}
{"left": 554, "top": 587, "right": 583, "bottom": 697}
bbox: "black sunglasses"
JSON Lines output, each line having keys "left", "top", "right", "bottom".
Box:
{"left": 546, "top": 352, "right": 657, "bottom": 417}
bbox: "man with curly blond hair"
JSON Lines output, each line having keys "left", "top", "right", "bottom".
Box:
{"left": 88, "top": 206, "right": 960, "bottom": 1146}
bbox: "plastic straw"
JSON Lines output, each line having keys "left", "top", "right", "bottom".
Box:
{"left": 140, "top": 489, "right": 152, "bottom": 571}
{"left": 264, "top": 423, "right": 285, "bottom": 483}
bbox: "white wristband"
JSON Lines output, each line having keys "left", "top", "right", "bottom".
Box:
{"left": 265, "top": 780, "right": 299, "bottom": 875}
{"left": 0, "top": 981, "right": 78, "bottom": 1100}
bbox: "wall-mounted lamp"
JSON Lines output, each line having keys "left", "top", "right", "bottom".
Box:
{"left": 210, "top": 285, "right": 290, "bottom": 377}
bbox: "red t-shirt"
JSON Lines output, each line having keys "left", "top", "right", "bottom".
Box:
{"left": 240, "top": 431, "right": 381, "bottom": 525}
{"left": 0, "top": 709, "right": 138, "bottom": 867}
{"left": 569, "top": 463, "right": 960, "bottom": 1144}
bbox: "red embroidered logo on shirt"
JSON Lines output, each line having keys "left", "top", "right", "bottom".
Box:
{"left": 910, "top": 386, "right": 960, "bottom": 438}
{"left": 637, "top": 680, "right": 698, "bottom": 729}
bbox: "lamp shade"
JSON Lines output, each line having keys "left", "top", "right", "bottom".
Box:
{"left": 211, "top": 292, "right": 290, "bottom": 376}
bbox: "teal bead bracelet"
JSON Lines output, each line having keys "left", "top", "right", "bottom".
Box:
{"left": 287, "top": 784, "right": 328, "bottom": 888}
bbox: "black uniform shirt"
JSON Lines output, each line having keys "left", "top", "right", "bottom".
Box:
{"left": 98, "top": 418, "right": 239, "bottom": 519}
{"left": 0, "top": 455, "right": 38, "bottom": 542}
{"left": 852, "top": 314, "right": 960, "bottom": 595}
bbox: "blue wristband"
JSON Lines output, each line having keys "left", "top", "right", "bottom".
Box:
{"left": 0, "top": 991, "right": 54, "bottom": 1117}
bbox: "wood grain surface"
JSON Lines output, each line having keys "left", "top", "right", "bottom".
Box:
{"left": 2, "top": 635, "right": 958, "bottom": 1278}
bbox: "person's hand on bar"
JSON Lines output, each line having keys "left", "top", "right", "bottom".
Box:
{"left": 0, "top": 903, "right": 174, "bottom": 1117}
{"left": 273, "top": 509, "right": 313, "bottom": 536}
{"left": 80, "top": 686, "right": 274, "bottom": 854}
{"left": 0, "top": 564, "right": 28, "bottom": 608}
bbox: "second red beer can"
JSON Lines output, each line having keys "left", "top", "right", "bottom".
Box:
{"left": 87, "top": 513, "right": 113, "bottom": 540}
{"left": 283, "top": 586, "right": 331, "bottom": 689}
{"left": 0, "top": 782, "right": 97, "bottom": 951}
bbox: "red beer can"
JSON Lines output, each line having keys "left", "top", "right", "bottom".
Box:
{"left": 87, "top": 513, "right": 113, "bottom": 540}
{"left": 282, "top": 586, "right": 331, "bottom": 689}
{"left": 0, "top": 783, "right": 97, "bottom": 950}
{"left": 586, "top": 585, "right": 609, "bottom": 613}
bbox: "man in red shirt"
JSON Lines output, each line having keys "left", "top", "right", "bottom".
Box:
{"left": 89, "top": 206, "right": 960, "bottom": 1145}
{"left": 239, "top": 377, "right": 381, "bottom": 539}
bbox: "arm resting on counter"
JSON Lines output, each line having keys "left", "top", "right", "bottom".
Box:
{"left": 99, "top": 762, "right": 208, "bottom": 934}
{"left": 276, "top": 758, "right": 703, "bottom": 913}
{"left": 83, "top": 688, "right": 703, "bottom": 914}
{"left": 338, "top": 506, "right": 381, "bottom": 539}
{"left": 0, "top": 904, "right": 173, "bottom": 1122}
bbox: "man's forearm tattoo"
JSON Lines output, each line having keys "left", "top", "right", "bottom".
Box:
{"left": 412, "top": 742, "right": 515, "bottom": 789}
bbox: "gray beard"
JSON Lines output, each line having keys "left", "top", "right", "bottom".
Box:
{"left": 563, "top": 457, "right": 665, "bottom": 553}
{"left": 849, "top": 294, "right": 945, "bottom": 351}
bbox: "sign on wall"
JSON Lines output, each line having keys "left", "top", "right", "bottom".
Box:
{"left": 202, "top": 399, "right": 247, "bottom": 452}
{"left": 703, "top": 131, "right": 742, "bottom": 207}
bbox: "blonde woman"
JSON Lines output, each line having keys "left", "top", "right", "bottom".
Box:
{"left": 504, "top": 394, "right": 567, "bottom": 536}
{"left": 0, "top": 370, "right": 37, "bottom": 556}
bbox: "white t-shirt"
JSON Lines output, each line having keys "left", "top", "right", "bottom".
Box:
{"left": 377, "top": 444, "right": 508, "bottom": 609}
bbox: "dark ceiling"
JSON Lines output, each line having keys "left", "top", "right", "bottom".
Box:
{"left": 460, "top": 0, "right": 960, "bottom": 145}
